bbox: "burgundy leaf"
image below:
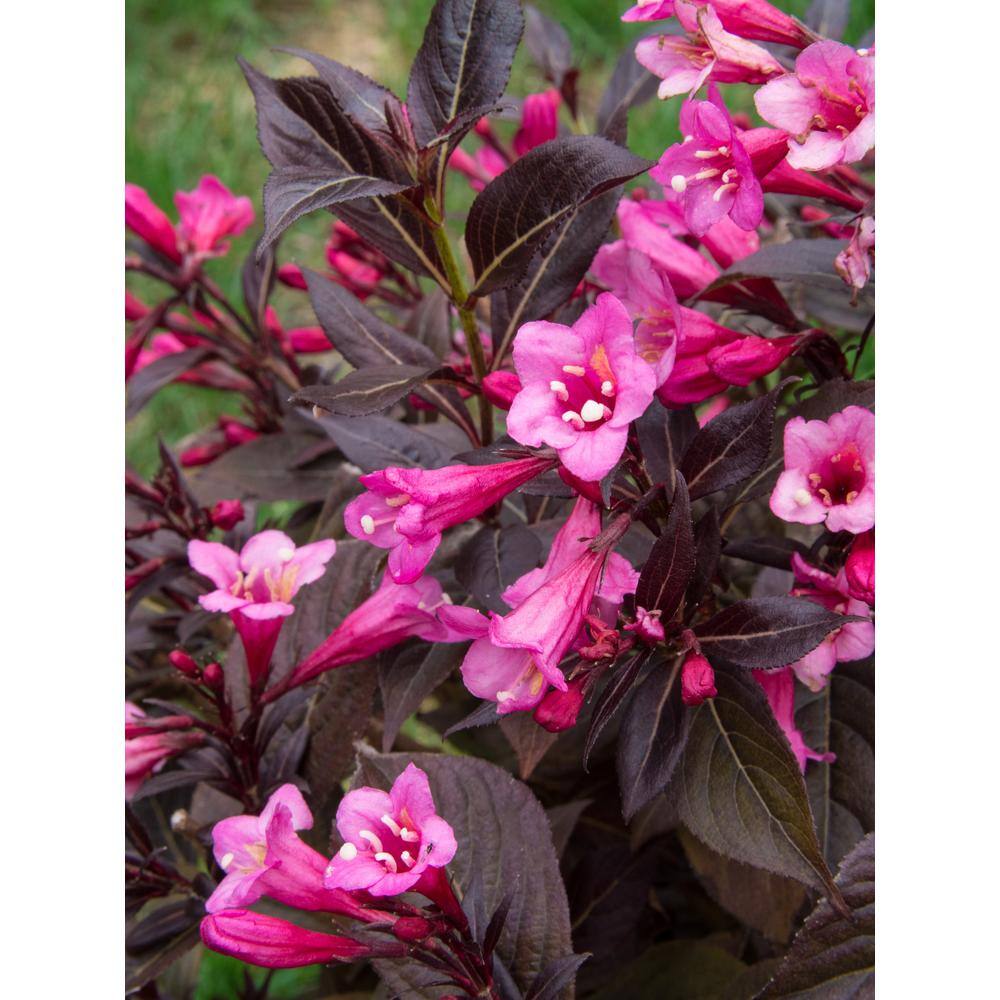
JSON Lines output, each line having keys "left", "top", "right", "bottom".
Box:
{"left": 635, "top": 474, "right": 695, "bottom": 623}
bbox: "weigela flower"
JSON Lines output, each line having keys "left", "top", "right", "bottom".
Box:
{"left": 441, "top": 502, "right": 637, "bottom": 712}
{"left": 754, "top": 667, "right": 834, "bottom": 772}
{"left": 513, "top": 88, "right": 561, "bottom": 156}
{"left": 787, "top": 553, "right": 874, "bottom": 692}
{"left": 125, "top": 702, "right": 204, "bottom": 799}
{"left": 680, "top": 652, "right": 717, "bottom": 706}
{"left": 325, "top": 763, "right": 457, "bottom": 898}
{"left": 626, "top": 607, "right": 666, "bottom": 644}
{"left": 835, "top": 215, "right": 875, "bottom": 296}
{"left": 635, "top": 3, "right": 783, "bottom": 100}
{"left": 481, "top": 370, "right": 523, "bottom": 410}
{"left": 755, "top": 41, "right": 875, "bottom": 171}
{"left": 125, "top": 183, "right": 181, "bottom": 263}
{"left": 282, "top": 570, "right": 464, "bottom": 691}
{"left": 188, "top": 530, "right": 337, "bottom": 686}
{"left": 533, "top": 675, "right": 588, "bottom": 733}
{"left": 210, "top": 499, "right": 245, "bottom": 531}
{"left": 651, "top": 87, "right": 764, "bottom": 235}
{"left": 344, "top": 456, "right": 554, "bottom": 585}
{"left": 207, "top": 783, "right": 371, "bottom": 919}
{"left": 845, "top": 528, "right": 875, "bottom": 607}
{"left": 623, "top": 0, "right": 814, "bottom": 48}
{"left": 507, "top": 293, "right": 655, "bottom": 482}
{"left": 770, "top": 405, "right": 875, "bottom": 533}
{"left": 200, "top": 910, "right": 377, "bottom": 969}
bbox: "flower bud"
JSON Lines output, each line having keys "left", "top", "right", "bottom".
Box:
{"left": 534, "top": 676, "right": 587, "bottom": 733}
{"left": 844, "top": 529, "right": 874, "bottom": 606}
{"left": 391, "top": 916, "right": 435, "bottom": 942}
{"left": 210, "top": 499, "right": 245, "bottom": 531}
{"left": 681, "top": 652, "right": 717, "bottom": 706}
{"left": 202, "top": 662, "right": 224, "bottom": 690}
{"left": 168, "top": 649, "right": 200, "bottom": 677}
{"left": 481, "top": 370, "right": 522, "bottom": 410}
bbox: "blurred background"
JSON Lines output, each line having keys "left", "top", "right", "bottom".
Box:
{"left": 126, "top": 0, "right": 874, "bottom": 474}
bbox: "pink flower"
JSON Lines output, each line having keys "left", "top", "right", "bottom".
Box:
{"left": 481, "top": 370, "right": 523, "bottom": 409}
{"left": 265, "top": 307, "right": 333, "bottom": 354}
{"left": 507, "top": 294, "right": 656, "bottom": 482}
{"left": 201, "top": 910, "right": 378, "bottom": 969}
{"left": 325, "top": 763, "right": 457, "bottom": 898}
{"left": 125, "top": 702, "right": 203, "bottom": 799}
{"left": 754, "top": 667, "right": 834, "bottom": 772}
{"left": 651, "top": 87, "right": 764, "bottom": 236}
{"left": 442, "top": 503, "right": 636, "bottom": 712}
{"left": 207, "top": 784, "right": 371, "bottom": 919}
{"left": 125, "top": 291, "right": 148, "bottom": 321}
{"left": 188, "top": 530, "right": 337, "bottom": 687}
{"left": 281, "top": 571, "right": 464, "bottom": 691}
{"left": 626, "top": 607, "right": 666, "bottom": 644}
{"left": 174, "top": 175, "right": 254, "bottom": 259}
{"left": 533, "top": 675, "right": 588, "bottom": 733}
{"left": 344, "top": 456, "right": 553, "bottom": 584}
{"left": 623, "top": 0, "right": 814, "bottom": 48}
{"left": 770, "top": 405, "right": 875, "bottom": 533}
{"left": 514, "top": 88, "right": 561, "bottom": 157}
{"left": 681, "top": 652, "right": 717, "bottom": 706}
{"left": 125, "top": 183, "right": 181, "bottom": 263}
{"left": 635, "top": 3, "right": 783, "bottom": 100}
{"left": 845, "top": 529, "right": 875, "bottom": 607}
{"left": 787, "top": 553, "right": 874, "bottom": 691}
{"left": 755, "top": 41, "right": 874, "bottom": 171}
{"left": 835, "top": 215, "right": 875, "bottom": 296}
{"left": 210, "top": 499, "right": 245, "bottom": 531}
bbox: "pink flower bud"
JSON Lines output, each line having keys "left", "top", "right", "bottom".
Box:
{"left": 202, "top": 662, "right": 224, "bottom": 690}
{"left": 481, "top": 370, "right": 523, "bottom": 410}
{"left": 681, "top": 653, "right": 717, "bottom": 706}
{"left": 534, "top": 676, "right": 587, "bottom": 733}
{"left": 125, "top": 557, "right": 165, "bottom": 591}
{"left": 844, "top": 529, "right": 875, "bottom": 606}
{"left": 169, "top": 650, "right": 200, "bottom": 677}
{"left": 626, "top": 607, "right": 666, "bottom": 644}
{"left": 392, "top": 916, "right": 435, "bottom": 942}
{"left": 277, "top": 263, "right": 308, "bottom": 290}
{"left": 210, "top": 499, "right": 245, "bottom": 531}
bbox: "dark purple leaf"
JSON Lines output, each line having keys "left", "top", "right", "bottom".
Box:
{"left": 292, "top": 363, "right": 439, "bottom": 416}
{"left": 635, "top": 400, "right": 698, "bottom": 500}
{"left": 125, "top": 348, "right": 210, "bottom": 421}
{"left": 242, "top": 235, "right": 277, "bottom": 332}
{"left": 317, "top": 412, "right": 456, "bottom": 470}
{"left": 723, "top": 535, "right": 807, "bottom": 571}
{"left": 500, "top": 712, "right": 559, "bottom": 780}
{"left": 406, "top": 286, "right": 453, "bottom": 358}
{"left": 805, "top": 0, "right": 850, "bottom": 41}
{"left": 686, "top": 507, "right": 721, "bottom": 611}
{"left": 125, "top": 922, "right": 201, "bottom": 992}
{"left": 406, "top": 0, "right": 524, "bottom": 147}
{"left": 694, "top": 595, "right": 858, "bottom": 670}
{"left": 466, "top": 135, "right": 651, "bottom": 295}
{"left": 456, "top": 525, "right": 542, "bottom": 613}
{"left": 525, "top": 953, "right": 591, "bottom": 1000}
{"left": 443, "top": 699, "right": 501, "bottom": 737}
{"left": 584, "top": 649, "right": 650, "bottom": 768}
{"left": 126, "top": 899, "right": 203, "bottom": 955}
{"left": 616, "top": 655, "right": 688, "bottom": 821}
{"left": 679, "top": 380, "right": 789, "bottom": 500}
{"left": 523, "top": 5, "right": 574, "bottom": 86}
{"left": 702, "top": 239, "right": 851, "bottom": 296}
{"left": 595, "top": 42, "right": 660, "bottom": 142}
{"left": 635, "top": 474, "right": 695, "bottom": 623}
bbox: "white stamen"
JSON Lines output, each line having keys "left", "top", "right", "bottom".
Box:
{"left": 338, "top": 842, "right": 358, "bottom": 861}
{"left": 360, "top": 514, "right": 376, "bottom": 536}
{"left": 721, "top": 169, "right": 738, "bottom": 183}
{"left": 580, "top": 399, "right": 608, "bottom": 423}
{"left": 549, "top": 379, "right": 569, "bottom": 401}
{"left": 374, "top": 852, "right": 398, "bottom": 873}
{"left": 441, "top": 592, "right": 453, "bottom": 604}
{"left": 682, "top": 134, "right": 694, "bottom": 143}
{"left": 600, "top": 380, "right": 615, "bottom": 397}
{"left": 693, "top": 149, "right": 718, "bottom": 159}
{"left": 856, "top": 47, "right": 869, "bottom": 56}
{"left": 562, "top": 411, "right": 585, "bottom": 430}
{"left": 670, "top": 174, "right": 687, "bottom": 193}
{"left": 220, "top": 852, "right": 234, "bottom": 870}
{"left": 277, "top": 547, "right": 295, "bottom": 562}
{"left": 380, "top": 813, "right": 402, "bottom": 837}
{"left": 497, "top": 689, "right": 514, "bottom": 703}
{"left": 400, "top": 828, "right": 420, "bottom": 843}
{"left": 359, "top": 829, "right": 384, "bottom": 853}
{"left": 712, "top": 182, "right": 738, "bottom": 202}
{"left": 793, "top": 488, "right": 813, "bottom": 507}
{"left": 717, "top": 145, "right": 729, "bottom": 155}
{"left": 562, "top": 364, "right": 586, "bottom": 377}
{"left": 694, "top": 168, "right": 721, "bottom": 181}
{"left": 385, "top": 494, "right": 410, "bottom": 508}
{"left": 401, "top": 851, "right": 416, "bottom": 867}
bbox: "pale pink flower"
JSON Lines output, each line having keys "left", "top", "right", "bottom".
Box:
{"left": 770, "top": 405, "right": 875, "bottom": 533}
{"left": 507, "top": 294, "right": 656, "bottom": 482}
{"left": 754, "top": 667, "right": 834, "bottom": 772}
{"left": 755, "top": 41, "right": 874, "bottom": 171}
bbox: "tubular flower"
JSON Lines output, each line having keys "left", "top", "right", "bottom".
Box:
{"left": 325, "top": 763, "right": 457, "bottom": 898}
{"left": 845, "top": 529, "right": 875, "bottom": 607}
{"left": 513, "top": 88, "right": 562, "bottom": 156}
{"left": 282, "top": 571, "right": 465, "bottom": 691}
{"left": 125, "top": 183, "right": 181, "bottom": 262}
{"left": 174, "top": 175, "right": 254, "bottom": 259}
{"left": 125, "top": 702, "right": 204, "bottom": 799}
{"left": 787, "top": 553, "right": 874, "bottom": 692}
{"left": 207, "top": 784, "right": 373, "bottom": 919}
{"left": 651, "top": 87, "right": 764, "bottom": 236}
{"left": 188, "top": 531, "right": 337, "bottom": 686}
{"left": 344, "top": 456, "right": 554, "bottom": 584}
{"left": 507, "top": 293, "right": 656, "bottom": 482}
{"left": 755, "top": 41, "right": 875, "bottom": 171}
{"left": 754, "top": 667, "right": 835, "bottom": 772}
{"left": 635, "top": 3, "right": 783, "bottom": 100}
{"left": 770, "top": 405, "right": 875, "bottom": 533}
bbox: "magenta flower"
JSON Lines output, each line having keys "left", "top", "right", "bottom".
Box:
{"left": 125, "top": 183, "right": 181, "bottom": 263}
{"left": 623, "top": 0, "right": 813, "bottom": 48}
{"left": 207, "top": 783, "right": 371, "bottom": 920}
{"left": 651, "top": 87, "right": 764, "bottom": 236}
{"left": 754, "top": 667, "right": 834, "bottom": 772}
{"left": 442, "top": 504, "right": 636, "bottom": 712}
{"left": 680, "top": 652, "right": 717, "bottom": 706}
{"left": 787, "top": 553, "right": 874, "bottom": 692}
{"left": 755, "top": 41, "right": 874, "bottom": 171}
{"left": 481, "top": 370, "right": 523, "bottom": 410}
{"left": 513, "top": 88, "right": 561, "bottom": 156}
{"left": 210, "top": 498, "right": 245, "bottom": 531}
{"left": 344, "top": 456, "right": 553, "bottom": 584}
{"left": 507, "top": 294, "right": 655, "bottom": 482}
{"left": 635, "top": 4, "right": 783, "bottom": 100}
{"left": 627, "top": 607, "right": 666, "bottom": 645}
{"left": 125, "top": 702, "right": 204, "bottom": 799}
{"left": 188, "top": 530, "right": 337, "bottom": 687}
{"left": 845, "top": 529, "right": 875, "bottom": 607}
{"left": 281, "top": 570, "right": 465, "bottom": 692}
{"left": 770, "top": 405, "right": 875, "bottom": 534}
{"left": 201, "top": 910, "right": 377, "bottom": 969}
{"left": 325, "top": 763, "right": 457, "bottom": 899}
{"left": 835, "top": 215, "right": 875, "bottom": 296}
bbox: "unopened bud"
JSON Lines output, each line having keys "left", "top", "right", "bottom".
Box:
{"left": 168, "top": 649, "right": 200, "bottom": 677}
{"left": 125, "top": 557, "right": 165, "bottom": 591}
{"left": 681, "top": 653, "right": 717, "bottom": 707}
{"left": 391, "top": 916, "right": 435, "bottom": 942}
{"left": 534, "top": 676, "right": 587, "bottom": 733}
{"left": 481, "top": 370, "right": 522, "bottom": 410}
{"left": 210, "top": 498, "right": 245, "bottom": 531}
{"left": 202, "top": 662, "right": 224, "bottom": 690}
